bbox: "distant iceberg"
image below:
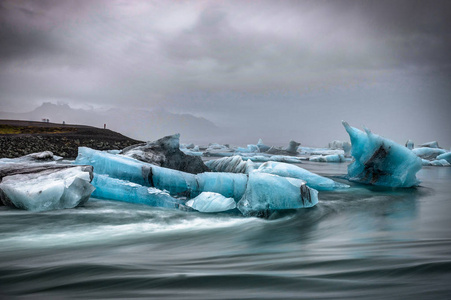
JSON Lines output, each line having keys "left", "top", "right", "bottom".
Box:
{"left": 309, "top": 154, "right": 346, "bottom": 163}
{"left": 342, "top": 121, "right": 422, "bottom": 187}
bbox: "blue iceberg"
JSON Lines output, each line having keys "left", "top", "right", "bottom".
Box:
{"left": 255, "top": 161, "right": 349, "bottom": 191}
{"left": 309, "top": 154, "right": 345, "bottom": 163}
{"left": 91, "top": 174, "right": 182, "bottom": 209}
{"left": 237, "top": 173, "right": 318, "bottom": 216}
{"left": 186, "top": 192, "right": 236, "bottom": 213}
{"left": 342, "top": 121, "right": 422, "bottom": 187}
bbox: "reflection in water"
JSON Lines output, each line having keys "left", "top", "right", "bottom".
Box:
{"left": 0, "top": 164, "right": 451, "bottom": 299}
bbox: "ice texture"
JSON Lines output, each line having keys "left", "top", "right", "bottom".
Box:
{"left": 91, "top": 174, "right": 181, "bottom": 208}
{"left": 0, "top": 165, "right": 94, "bottom": 211}
{"left": 75, "top": 147, "right": 319, "bottom": 214}
{"left": 237, "top": 173, "right": 318, "bottom": 216}
{"left": 205, "top": 156, "right": 256, "bottom": 173}
{"left": 436, "top": 152, "right": 451, "bottom": 163}
{"left": 257, "top": 139, "right": 270, "bottom": 152}
{"left": 419, "top": 141, "right": 439, "bottom": 148}
{"left": 186, "top": 192, "right": 236, "bottom": 212}
{"left": 342, "top": 121, "right": 422, "bottom": 187}
{"left": 309, "top": 154, "right": 345, "bottom": 163}
{"left": 405, "top": 140, "right": 414, "bottom": 150}
{"left": 255, "top": 161, "right": 349, "bottom": 191}
{"left": 412, "top": 147, "right": 446, "bottom": 160}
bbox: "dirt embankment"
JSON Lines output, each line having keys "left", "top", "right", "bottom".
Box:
{"left": 0, "top": 120, "right": 143, "bottom": 158}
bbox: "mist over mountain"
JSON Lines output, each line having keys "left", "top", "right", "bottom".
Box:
{"left": 0, "top": 103, "right": 223, "bottom": 144}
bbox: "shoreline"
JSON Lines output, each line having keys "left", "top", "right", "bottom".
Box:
{"left": 0, "top": 119, "right": 143, "bottom": 158}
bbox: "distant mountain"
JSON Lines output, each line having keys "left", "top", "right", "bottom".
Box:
{"left": 0, "top": 103, "right": 222, "bottom": 144}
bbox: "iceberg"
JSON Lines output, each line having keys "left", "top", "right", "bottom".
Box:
{"left": 186, "top": 192, "right": 236, "bottom": 213}
{"left": 205, "top": 156, "right": 256, "bottom": 173}
{"left": 0, "top": 151, "right": 62, "bottom": 164}
{"left": 237, "top": 173, "right": 318, "bottom": 216}
{"left": 309, "top": 154, "right": 345, "bottom": 163}
{"left": 121, "top": 134, "right": 209, "bottom": 174}
{"left": 257, "top": 139, "right": 270, "bottom": 152}
{"left": 255, "top": 161, "right": 349, "bottom": 191}
{"left": 412, "top": 147, "right": 446, "bottom": 160}
{"left": 436, "top": 152, "right": 451, "bottom": 163}
{"left": 75, "top": 147, "right": 319, "bottom": 214}
{"left": 342, "top": 121, "right": 422, "bottom": 187}
{"left": 328, "top": 140, "right": 351, "bottom": 156}
{"left": 422, "top": 159, "right": 450, "bottom": 167}
{"left": 91, "top": 174, "right": 182, "bottom": 208}
{"left": 419, "top": 141, "right": 440, "bottom": 148}
{"left": 405, "top": 140, "right": 414, "bottom": 150}
{"left": 0, "top": 164, "right": 94, "bottom": 211}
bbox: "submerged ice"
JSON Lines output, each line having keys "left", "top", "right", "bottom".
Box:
{"left": 186, "top": 192, "right": 236, "bottom": 213}
{"left": 342, "top": 121, "right": 422, "bottom": 187}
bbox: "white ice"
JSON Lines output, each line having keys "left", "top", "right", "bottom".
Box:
{"left": 186, "top": 192, "right": 236, "bottom": 213}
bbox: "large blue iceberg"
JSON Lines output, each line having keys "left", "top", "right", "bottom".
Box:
{"left": 75, "top": 147, "right": 318, "bottom": 214}
{"left": 342, "top": 121, "right": 422, "bottom": 187}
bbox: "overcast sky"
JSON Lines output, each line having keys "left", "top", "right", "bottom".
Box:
{"left": 1, "top": 0, "right": 450, "bottom": 147}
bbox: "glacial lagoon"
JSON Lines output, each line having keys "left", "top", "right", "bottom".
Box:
{"left": 1, "top": 160, "right": 451, "bottom": 299}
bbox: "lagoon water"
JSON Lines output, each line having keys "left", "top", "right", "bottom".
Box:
{"left": 1, "top": 161, "right": 451, "bottom": 299}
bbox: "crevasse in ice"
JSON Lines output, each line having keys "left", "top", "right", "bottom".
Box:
{"left": 186, "top": 192, "right": 236, "bottom": 213}
{"left": 342, "top": 121, "right": 422, "bottom": 187}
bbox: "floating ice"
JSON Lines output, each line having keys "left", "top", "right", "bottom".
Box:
{"left": 186, "top": 192, "right": 236, "bottom": 213}
{"left": 205, "top": 156, "right": 256, "bottom": 173}
{"left": 257, "top": 139, "right": 270, "bottom": 152}
{"left": 298, "top": 147, "right": 345, "bottom": 156}
{"left": 422, "top": 159, "right": 450, "bottom": 167}
{"left": 419, "top": 141, "right": 440, "bottom": 148}
{"left": 436, "top": 152, "right": 451, "bottom": 163}
{"left": 405, "top": 140, "right": 414, "bottom": 150}
{"left": 0, "top": 151, "right": 62, "bottom": 164}
{"left": 255, "top": 161, "right": 349, "bottom": 191}
{"left": 328, "top": 140, "right": 351, "bottom": 156}
{"left": 309, "top": 154, "right": 345, "bottom": 163}
{"left": 237, "top": 173, "right": 318, "bottom": 216}
{"left": 91, "top": 174, "right": 181, "bottom": 208}
{"left": 412, "top": 147, "right": 446, "bottom": 160}
{"left": 342, "top": 121, "right": 422, "bottom": 187}
{"left": 75, "top": 147, "right": 319, "bottom": 214}
{"left": 0, "top": 164, "right": 94, "bottom": 211}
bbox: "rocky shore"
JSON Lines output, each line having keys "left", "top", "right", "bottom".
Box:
{"left": 0, "top": 120, "right": 142, "bottom": 158}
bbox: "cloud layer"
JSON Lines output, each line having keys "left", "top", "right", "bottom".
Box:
{"left": 1, "top": 0, "right": 450, "bottom": 146}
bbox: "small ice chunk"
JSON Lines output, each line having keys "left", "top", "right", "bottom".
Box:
{"left": 309, "top": 154, "right": 345, "bottom": 163}
{"left": 205, "top": 156, "right": 256, "bottom": 173}
{"left": 405, "top": 140, "right": 414, "bottom": 150}
{"left": 342, "top": 121, "right": 422, "bottom": 187}
{"left": 186, "top": 192, "right": 236, "bottom": 212}
{"left": 257, "top": 139, "right": 270, "bottom": 152}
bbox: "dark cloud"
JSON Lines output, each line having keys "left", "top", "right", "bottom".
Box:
{"left": 0, "top": 0, "right": 450, "bottom": 147}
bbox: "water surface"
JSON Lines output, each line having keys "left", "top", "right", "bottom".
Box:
{"left": 1, "top": 162, "right": 450, "bottom": 299}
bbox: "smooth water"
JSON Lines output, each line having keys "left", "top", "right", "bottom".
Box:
{"left": 1, "top": 162, "right": 451, "bottom": 299}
